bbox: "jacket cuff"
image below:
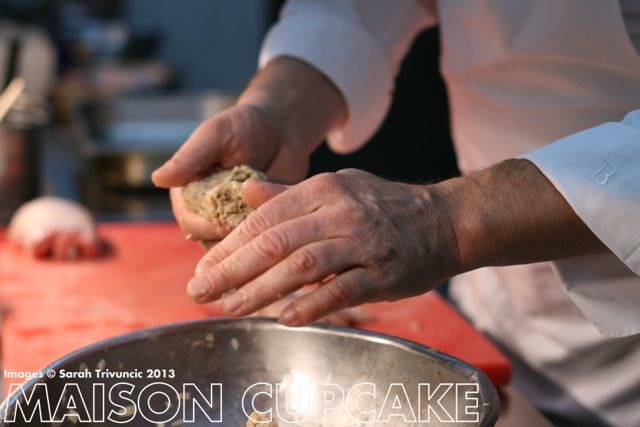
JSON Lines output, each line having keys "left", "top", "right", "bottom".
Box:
{"left": 521, "top": 115, "right": 640, "bottom": 336}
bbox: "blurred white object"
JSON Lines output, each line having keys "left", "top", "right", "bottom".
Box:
{"left": 0, "top": 24, "right": 53, "bottom": 224}
{"left": 8, "top": 197, "right": 100, "bottom": 260}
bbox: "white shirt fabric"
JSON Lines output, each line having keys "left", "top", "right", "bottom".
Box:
{"left": 259, "top": 1, "right": 640, "bottom": 426}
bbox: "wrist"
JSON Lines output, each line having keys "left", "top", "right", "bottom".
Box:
{"left": 429, "top": 175, "right": 485, "bottom": 275}
{"left": 410, "top": 183, "right": 466, "bottom": 282}
{"left": 430, "top": 159, "right": 607, "bottom": 274}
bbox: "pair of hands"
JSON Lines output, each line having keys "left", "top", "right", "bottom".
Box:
{"left": 153, "top": 56, "right": 604, "bottom": 327}
{"left": 152, "top": 100, "right": 460, "bottom": 326}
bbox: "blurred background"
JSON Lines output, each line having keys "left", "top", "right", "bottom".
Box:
{"left": 0, "top": 0, "right": 457, "bottom": 224}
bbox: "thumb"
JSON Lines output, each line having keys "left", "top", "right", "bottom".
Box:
{"left": 241, "top": 180, "right": 288, "bottom": 209}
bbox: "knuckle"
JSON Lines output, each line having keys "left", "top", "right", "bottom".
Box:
{"left": 309, "top": 291, "right": 331, "bottom": 314}
{"left": 290, "top": 249, "right": 319, "bottom": 275}
{"left": 202, "top": 114, "right": 229, "bottom": 136}
{"left": 212, "top": 261, "right": 234, "bottom": 285}
{"left": 253, "top": 230, "right": 289, "bottom": 258}
{"left": 326, "top": 279, "right": 353, "bottom": 306}
{"left": 195, "top": 258, "right": 211, "bottom": 275}
{"left": 203, "top": 246, "right": 229, "bottom": 266}
{"left": 336, "top": 168, "right": 361, "bottom": 177}
{"left": 242, "top": 212, "right": 271, "bottom": 238}
{"left": 308, "top": 172, "right": 343, "bottom": 193}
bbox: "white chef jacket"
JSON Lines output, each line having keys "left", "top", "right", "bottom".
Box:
{"left": 259, "top": 1, "right": 640, "bottom": 426}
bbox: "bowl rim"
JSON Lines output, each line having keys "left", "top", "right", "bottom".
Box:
{"left": 0, "top": 317, "right": 500, "bottom": 425}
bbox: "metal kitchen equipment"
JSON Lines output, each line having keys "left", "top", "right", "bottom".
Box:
{"left": 0, "top": 23, "right": 54, "bottom": 224}
{"left": 0, "top": 318, "right": 499, "bottom": 426}
{"left": 0, "top": 91, "right": 49, "bottom": 224}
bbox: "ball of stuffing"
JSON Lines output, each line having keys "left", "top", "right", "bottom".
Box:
{"left": 181, "top": 165, "right": 266, "bottom": 229}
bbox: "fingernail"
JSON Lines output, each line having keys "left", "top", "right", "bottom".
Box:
{"left": 187, "top": 276, "right": 210, "bottom": 299}
{"left": 222, "top": 291, "right": 243, "bottom": 313}
{"left": 280, "top": 308, "right": 298, "bottom": 325}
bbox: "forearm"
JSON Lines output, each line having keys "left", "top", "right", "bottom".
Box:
{"left": 238, "top": 56, "right": 347, "bottom": 154}
{"left": 432, "top": 159, "right": 607, "bottom": 273}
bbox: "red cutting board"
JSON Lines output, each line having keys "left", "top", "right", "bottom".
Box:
{"left": 0, "top": 222, "right": 510, "bottom": 389}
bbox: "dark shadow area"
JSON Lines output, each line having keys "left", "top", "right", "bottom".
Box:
{"left": 308, "top": 28, "right": 459, "bottom": 184}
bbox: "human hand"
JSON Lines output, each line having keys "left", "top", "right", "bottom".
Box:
{"left": 153, "top": 57, "right": 347, "bottom": 243}
{"left": 184, "top": 159, "right": 608, "bottom": 327}
{"left": 186, "top": 169, "right": 460, "bottom": 326}
{"left": 7, "top": 197, "right": 100, "bottom": 260}
{"left": 156, "top": 104, "right": 308, "bottom": 242}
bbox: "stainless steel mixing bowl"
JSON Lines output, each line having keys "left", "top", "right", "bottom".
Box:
{"left": 0, "top": 318, "right": 499, "bottom": 426}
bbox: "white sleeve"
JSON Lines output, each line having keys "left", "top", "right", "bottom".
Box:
{"left": 259, "top": 0, "right": 436, "bottom": 153}
{"left": 522, "top": 110, "right": 640, "bottom": 337}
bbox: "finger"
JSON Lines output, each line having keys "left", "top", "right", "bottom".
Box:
{"left": 264, "top": 149, "right": 309, "bottom": 185}
{"left": 279, "top": 267, "right": 372, "bottom": 326}
{"left": 320, "top": 307, "right": 373, "bottom": 326}
{"left": 196, "top": 178, "right": 326, "bottom": 271}
{"left": 252, "top": 295, "right": 295, "bottom": 318}
{"left": 152, "top": 118, "right": 231, "bottom": 188}
{"left": 187, "top": 213, "right": 332, "bottom": 303}
{"left": 219, "top": 238, "right": 357, "bottom": 316}
{"left": 170, "top": 187, "right": 231, "bottom": 241}
{"left": 241, "top": 180, "right": 288, "bottom": 209}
